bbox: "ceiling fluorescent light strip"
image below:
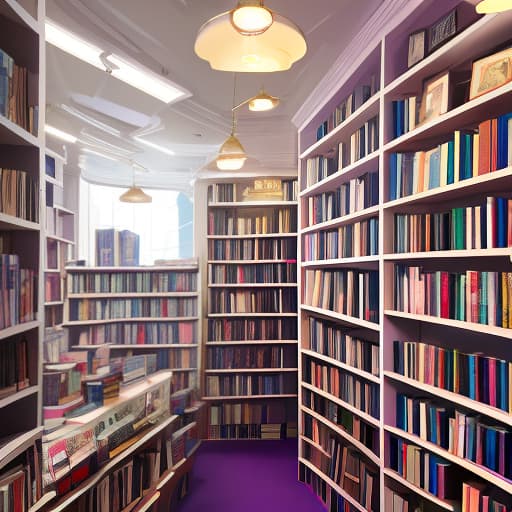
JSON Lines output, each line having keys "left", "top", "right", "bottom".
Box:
{"left": 133, "top": 136, "right": 175, "bottom": 156}
{"left": 81, "top": 148, "right": 121, "bottom": 161}
{"left": 45, "top": 19, "right": 191, "bottom": 104}
{"left": 45, "top": 124, "right": 77, "bottom": 143}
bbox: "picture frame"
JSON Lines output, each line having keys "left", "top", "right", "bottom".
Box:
{"left": 408, "top": 29, "right": 427, "bottom": 69}
{"left": 469, "top": 47, "right": 512, "bottom": 100}
{"left": 428, "top": 8, "right": 457, "bottom": 54}
{"left": 418, "top": 71, "right": 450, "bottom": 125}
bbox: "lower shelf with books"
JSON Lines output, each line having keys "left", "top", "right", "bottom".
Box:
{"left": 206, "top": 398, "right": 298, "bottom": 440}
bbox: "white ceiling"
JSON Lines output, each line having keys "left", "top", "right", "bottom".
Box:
{"left": 45, "top": 0, "right": 384, "bottom": 195}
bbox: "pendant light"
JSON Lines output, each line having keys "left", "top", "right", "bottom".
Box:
{"left": 233, "top": 86, "right": 280, "bottom": 112}
{"left": 120, "top": 168, "right": 152, "bottom": 203}
{"left": 216, "top": 75, "right": 247, "bottom": 171}
{"left": 194, "top": 1, "right": 307, "bottom": 72}
{"left": 476, "top": 0, "right": 512, "bottom": 12}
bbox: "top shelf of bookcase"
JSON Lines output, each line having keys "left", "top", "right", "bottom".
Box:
{"left": 1, "top": 0, "right": 38, "bottom": 33}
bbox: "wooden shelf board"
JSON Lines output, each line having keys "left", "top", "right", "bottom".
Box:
{"left": 207, "top": 233, "right": 297, "bottom": 239}
{"left": 65, "top": 264, "right": 198, "bottom": 272}
{"left": 302, "top": 349, "right": 380, "bottom": 384}
{"left": 384, "top": 248, "right": 512, "bottom": 260}
{"left": 384, "top": 425, "right": 512, "bottom": 494}
{"left": 0, "top": 320, "right": 40, "bottom": 341}
{"left": 204, "top": 368, "right": 298, "bottom": 374}
{"left": 0, "top": 426, "right": 43, "bottom": 470}
{"left": 0, "top": 385, "right": 38, "bottom": 410}
{"left": 63, "top": 316, "right": 199, "bottom": 326}
{"left": 202, "top": 394, "right": 298, "bottom": 401}
{"left": 208, "top": 200, "right": 297, "bottom": 207}
{"left": 384, "top": 371, "right": 512, "bottom": 426}
{"left": 382, "top": 468, "right": 456, "bottom": 510}
{"left": 28, "top": 491, "right": 58, "bottom": 512}
{"left": 0, "top": 114, "right": 38, "bottom": 147}
{"left": 3, "top": 0, "right": 38, "bottom": 32}
{"left": 46, "top": 234, "right": 75, "bottom": 245}
{"left": 301, "top": 204, "right": 380, "bottom": 234}
{"left": 0, "top": 212, "right": 39, "bottom": 231}
{"left": 301, "top": 406, "right": 380, "bottom": 465}
{"left": 301, "top": 382, "right": 379, "bottom": 427}
{"left": 384, "top": 310, "right": 512, "bottom": 339}
{"left": 300, "top": 305, "right": 380, "bottom": 331}
{"left": 301, "top": 256, "right": 379, "bottom": 269}
{"left": 68, "top": 291, "right": 198, "bottom": 299}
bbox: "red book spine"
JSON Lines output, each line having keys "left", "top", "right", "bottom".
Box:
{"left": 470, "top": 271, "right": 479, "bottom": 323}
{"left": 440, "top": 271, "right": 449, "bottom": 319}
{"left": 478, "top": 119, "right": 491, "bottom": 175}
{"left": 488, "top": 357, "right": 497, "bottom": 407}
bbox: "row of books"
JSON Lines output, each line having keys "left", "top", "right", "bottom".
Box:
{"left": 0, "top": 254, "right": 37, "bottom": 330}
{"left": 0, "top": 440, "right": 42, "bottom": 511}
{"left": 393, "top": 265, "right": 512, "bottom": 328}
{"left": 68, "top": 270, "right": 197, "bottom": 294}
{"left": 208, "top": 288, "right": 297, "bottom": 314}
{"left": 0, "top": 336, "right": 29, "bottom": 398}
{"left": 306, "top": 170, "right": 379, "bottom": 225}
{"left": 206, "top": 345, "right": 292, "bottom": 370}
{"left": 172, "top": 372, "right": 193, "bottom": 393}
{"left": 207, "top": 423, "right": 290, "bottom": 440}
{"left": 392, "top": 95, "right": 418, "bottom": 138}
{"left": 208, "top": 401, "right": 293, "bottom": 426}
{"left": 304, "top": 269, "right": 380, "bottom": 323}
{"left": 316, "top": 79, "right": 378, "bottom": 141}
{"left": 95, "top": 228, "right": 140, "bottom": 267}
{"left": 303, "top": 154, "right": 338, "bottom": 189}
{"left": 0, "top": 168, "right": 39, "bottom": 222}
{"left": 462, "top": 481, "right": 511, "bottom": 512}
{"left": 303, "top": 218, "right": 379, "bottom": 260}
{"left": 339, "top": 115, "right": 379, "bottom": 168}
{"left": 68, "top": 297, "right": 197, "bottom": 321}
{"left": 393, "top": 339, "right": 512, "bottom": 413}
{"left": 306, "top": 317, "right": 379, "bottom": 376}
{"left": 207, "top": 317, "right": 298, "bottom": 342}
{"left": 304, "top": 357, "right": 380, "bottom": 418}
{"left": 299, "top": 464, "right": 358, "bottom": 512}
{"left": 76, "top": 320, "right": 196, "bottom": 346}
{"left": 43, "top": 327, "right": 67, "bottom": 363}
{"left": 302, "top": 389, "right": 379, "bottom": 455}
{"left": 208, "top": 179, "right": 298, "bottom": 203}
{"left": 43, "top": 362, "right": 82, "bottom": 407}
{"left": 208, "top": 237, "right": 297, "bottom": 260}
{"left": 303, "top": 437, "right": 379, "bottom": 511}
{"left": 393, "top": 196, "right": 512, "bottom": 253}
{"left": 208, "top": 262, "right": 296, "bottom": 285}
{"left": 205, "top": 373, "right": 295, "bottom": 397}
{"left": 389, "top": 436, "right": 456, "bottom": 501}
{"left": 396, "top": 392, "right": 512, "bottom": 479}
{"left": 388, "top": 113, "right": 512, "bottom": 201}
{"left": 207, "top": 208, "right": 297, "bottom": 236}
{"left": 168, "top": 348, "right": 196, "bottom": 369}
{"left": 0, "top": 48, "right": 37, "bottom": 134}
{"left": 45, "top": 273, "right": 61, "bottom": 302}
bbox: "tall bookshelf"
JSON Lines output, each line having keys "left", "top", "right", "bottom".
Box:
{"left": 43, "top": 149, "right": 75, "bottom": 363}
{"left": 196, "top": 176, "right": 299, "bottom": 440}
{"left": 0, "top": 0, "right": 46, "bottom": 509}
{"left": 63, "top": 261, "right": 201, "bottom": 395}
{"left": 297, "top": 1, "right": 512, "bottom": 511}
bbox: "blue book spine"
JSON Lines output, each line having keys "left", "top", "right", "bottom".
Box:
{"left": 497, "top": 112, "right": 512, "bottom": 169}
{"left": 396, "top": 393, "right": 407, "bottom": 430}
{"left": 447, "top": 140, "right": 455, "bottom": 184}
{"left": 496, "top": 197, "right": 507, "bottom": 248}
{"left": 389, "top": 153, "right": 398, "bottom": 201}
{"left": 485, "top": 427, "right": 497, "bottom": 471}
{"left": 467, "top": 354, "right": 476, "bottom": 400}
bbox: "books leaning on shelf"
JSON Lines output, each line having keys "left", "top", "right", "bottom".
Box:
{"left": 388, "top": 111, "right": 512, "bottom": 201}
{"left": 95, "top": 228, "right": 140, "bottom": 267}
{"left": 0, "top": 168, "right": 39, "bottom": 222}
{"left": 0, "top": 254, "right": 37, "bottom": 330}
{"left": 0, "top": 335, "right": 29, "bottom": 399}
{"left": 0, "top": 48, "right": 38, "bottom": 134}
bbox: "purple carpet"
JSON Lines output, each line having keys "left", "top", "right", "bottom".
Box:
{"left": 175, "top": 439, "right": 326, "bottom": 512}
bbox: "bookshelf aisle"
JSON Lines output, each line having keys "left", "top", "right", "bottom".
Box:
{"left": 196, "top": 176, "right": 299, "bottom": 440}
{"left": 43, "top": 150, "right": 75, "bottom": 367}
{"left": 297, "top": 1, "right": 512, "bottom": 511}
{"left": 63, "top": 260, "right": 201, "bottom": 396}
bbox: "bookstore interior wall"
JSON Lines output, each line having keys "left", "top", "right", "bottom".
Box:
{"left": 296, "top": 0, "right": 512, "bottom": 511}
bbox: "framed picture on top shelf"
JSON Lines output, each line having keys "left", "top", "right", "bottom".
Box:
{"left": 428, "top": 7, "right": 457, "bottom": 53}
{"left": 418, "top": 71, "right": 450, "bottom": 125}
{"left": 407, "top": 29, "right": 427, "bottom": 68}
{"left": 469, "top": 47, "right": 512, "bottom": 100}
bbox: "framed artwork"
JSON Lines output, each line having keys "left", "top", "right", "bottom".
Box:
{"left": 428, "top": 8, "right": 457, "bottom": 53}
{"left": 418, "top": 71, "right": 450, "bottom": 125}
{"left": 469, "top": 47, "right": 512, "bottom": 100}
{"left": 408, "top": 29, "right": 427, "bottom": 68}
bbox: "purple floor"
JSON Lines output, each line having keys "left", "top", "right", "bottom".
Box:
{"left": 174, "top": 439, "right": 326, "bottom": 512}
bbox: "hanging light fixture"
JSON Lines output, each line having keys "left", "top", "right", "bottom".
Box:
{"left": 476, "top": 0, "right": 512, "bottom": 12}
{"left": 233, "top": 86, "right": 280, "bottom": 112}
{"left": 231, "top": 1, "right": 273, "bottom": 35}
{"left": 216, "top": 75, "right": 247, "bottom": 171}
{"left": 119, "top": 186, "right": 152, "bottom": 203}
{"left": 194, "top": 1, "right": 307, "bottom": 72}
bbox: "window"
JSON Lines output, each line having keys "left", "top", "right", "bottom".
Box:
{"left": 79, "top": 178, "right": 193, "bottom": 265}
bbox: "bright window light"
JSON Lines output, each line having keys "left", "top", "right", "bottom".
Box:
{"left": 133, "top": 136, "right": 175, "bottom": 156}
{"left": 45, "top": 124, "right": 78, "bottom": 143}
{"left": 45, "top": 19, "right": 190, "bottom": 104}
